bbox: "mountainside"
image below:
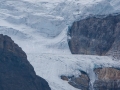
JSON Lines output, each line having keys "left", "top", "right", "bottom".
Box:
{"left": 0, "top": 0, "right": 120, "bottom": 54}
{"left": 94, "top": 67, "right": 120, "bottom": 90}
{"left": 68, "top": 14, "right": 120, "bottom": 59}
{"left": 0, "top": 34, "right": 51, "bottom": 90}
{"left": 0, "top": 0, "right": 120, "bottom": 90}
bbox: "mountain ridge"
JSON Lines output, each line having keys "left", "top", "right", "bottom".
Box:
{"left": 1, "top": 0, "right": 120, "bottom": 90}
{"left": 0, "top": 34, "right": 51, "bottom": 90}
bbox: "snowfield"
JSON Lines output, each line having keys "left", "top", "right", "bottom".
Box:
{"left": 0, "top": 0, "right": 120, "bottom": 90}
{"left": 28, "top": 53, "right": 120, "bottom": 90}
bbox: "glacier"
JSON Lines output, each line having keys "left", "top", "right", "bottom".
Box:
{"left": 0, "top": 0, "right": 120, "bottom": 90}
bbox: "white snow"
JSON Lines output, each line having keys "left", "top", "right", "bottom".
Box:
{"left": 0, "top": 0, "right": 120, "bottom": 90}
{"left": 28, "top": 53, "right": 120, "bottom": 90}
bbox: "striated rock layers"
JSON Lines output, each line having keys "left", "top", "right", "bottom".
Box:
{"left": 94, "top": 67, "right": 120, "bottom": 90}
{"left": 68, "top": 14, "right": 120, "bottom": 58}
{"left": 0, "top": 34, "right": 51, "bottom": 90}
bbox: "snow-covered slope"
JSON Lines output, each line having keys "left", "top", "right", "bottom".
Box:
{"left": 0, "top": 0, "right": 120, "bottom": 90}
{"left": 28, "top": 53, "right": 120, "bottom": 90}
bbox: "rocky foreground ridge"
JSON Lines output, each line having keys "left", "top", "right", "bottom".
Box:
{"left": 68, "top": 14, "right": 120, "bottom": 59}
{"left": 0, "top": 34, "right": 51, "bottom": 90}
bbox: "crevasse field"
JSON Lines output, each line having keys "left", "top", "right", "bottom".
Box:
{"left": 0, "top": 0, "right": 120, "bottom": 90}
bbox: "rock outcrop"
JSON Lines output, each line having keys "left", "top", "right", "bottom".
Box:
{"left": 94, "top": 67, "right": 120, "bottom": 90}
{"left": 0, "top": 34, "right": 51, "bottom": 90}
{"left": 61, "top": 71, "right": 90, "bottom": 90}
{"left": 68, "top": 14, "right": 120, "bottom": 59}
{"left": 61, "top": 67, "right": 120, "bottom": 90}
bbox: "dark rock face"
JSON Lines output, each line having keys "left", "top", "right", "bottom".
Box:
{"left": 93, "top": 68, "right": 120, "bottom": 90}
{"left": 0, "top": 34, "right": 51, "bottom": 90}
{"left": 61, "top": 75, "right": 69, "bottom": 81}
{"left": 94, "top": 80, "right": 120, "bottom": 90}
{"left": 61, "top": 71, "right": 90, "bottom": 90}
{"left": 68, "top": 14, "right": 120, "bottom": 58}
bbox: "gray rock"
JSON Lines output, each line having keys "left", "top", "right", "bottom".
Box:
{"left": 61, "top": 71, "right": 90, "bottom": 90}
{"left": 61, "top": 75, "right": 69, "bottom": 81}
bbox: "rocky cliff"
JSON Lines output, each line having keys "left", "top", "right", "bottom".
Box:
{"left": 94, "top": 67, "right": 120, "bottom": 90}
{"left": 68, "top": 14, "right": 120, "bottom": 59}
{"left": 0, "top": 34, "right": 51, "bottom": 90}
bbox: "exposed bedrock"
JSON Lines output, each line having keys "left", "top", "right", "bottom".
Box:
{"left": 61, "top": 71, "right": 90, "bottom": 90}
{"left": 68, "top": 14, "right": 120, "bottom": 58}
{"left": 61, "top": 67, "right": 120, "bottom": 90}
{"left": 0, "top": 34, "right": 51, "bottom": 90}
{"left": 94, "top": 67, "right": 120, "bottom": 90}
